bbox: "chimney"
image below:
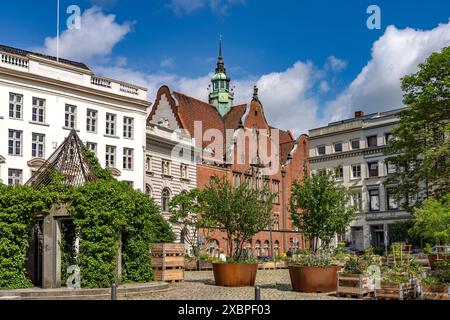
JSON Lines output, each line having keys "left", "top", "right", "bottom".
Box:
{"left": 354, "top": 111, "right": 364, "bottom": 118}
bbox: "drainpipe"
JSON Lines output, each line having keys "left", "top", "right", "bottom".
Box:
{"left": 281, "top": 166, "right": 287, "bottom": 253}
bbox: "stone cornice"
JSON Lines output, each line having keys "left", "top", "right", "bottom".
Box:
{"left": 309, "top": 146, "right": 387, "bottom": 163}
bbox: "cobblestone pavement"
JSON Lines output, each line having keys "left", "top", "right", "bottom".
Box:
{"left": 128, "top": 270, "right": 352, "bottom": 300}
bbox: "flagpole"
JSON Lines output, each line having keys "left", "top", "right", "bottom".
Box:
{"left": 57, "top": 0, "right": 60, "bottom": 62}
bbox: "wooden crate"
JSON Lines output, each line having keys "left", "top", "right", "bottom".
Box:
{"left": 151, "top": 243, "right": 185, "bottom": 257}
{"left": 153, "top": 268, "right": 184, "bottom": 282}
{"left": 152, "top": 255, "right": 185, "bottom": 268}
{"left": 375, "top": 281, "right": 416, "bottom": 300}
{"left": 337, "top": 273, "right": 374, "bottom": 298}
{"left": 422, "top": 284, "right": 450, "bottom": 300}
{"left": 150, "top": 243, "right": 185, "bottom": 282}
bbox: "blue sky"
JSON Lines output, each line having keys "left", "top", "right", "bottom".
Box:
{"left": 1, "top": 0, "right": 449, "bottom": 134}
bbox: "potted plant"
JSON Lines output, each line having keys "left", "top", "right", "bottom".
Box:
{"left": 289, "top": 172, "right": 355, "bottom": 292}
{"left": 409, "top": 194, "right": 450, "bottom": 270}
{"left": 288, "top": 250, "right": 341, "bottom": 293}
{"left": 200, "top": 177, "right": 274, "bottom": 287}
{"left": 336, "top": 250, "right": 381, "bottom": 298}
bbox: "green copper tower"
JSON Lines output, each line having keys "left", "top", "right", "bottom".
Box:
{"left": 209, "top": 40, "right": 234, "bottom": 117}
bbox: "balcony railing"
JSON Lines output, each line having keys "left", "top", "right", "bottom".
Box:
{"left": 1, "top": 53, "right": 29, "bottom": 69}
{"left": 120, "top": 83, "right": 139, "bottom": 95}
{"left": 91, "top": 76, "right": 111, "bottom": 88}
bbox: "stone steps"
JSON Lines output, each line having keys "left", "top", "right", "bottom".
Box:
{"left": 0, "top": 282, "right": 170, "bottom": 300}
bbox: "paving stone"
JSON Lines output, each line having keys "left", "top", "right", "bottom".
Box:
{"left": 127, "top": 270, "right": 354, "bottom": 300}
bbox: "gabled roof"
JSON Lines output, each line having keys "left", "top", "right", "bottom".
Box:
{"left": 26, "top": 130, "right": 97, "bottom": 189}
{"left": 0, "top": 44, "right": 91, "bottom": 71}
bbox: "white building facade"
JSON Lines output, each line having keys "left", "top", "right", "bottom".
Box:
{"left": 308, "top": 109, "right": 410, "bottom": 251}
{"left": 0, "top": 45, "right": 149, "bottom": 189}
{"left": 145, "top": 122, "right": 198, "bottom": 251}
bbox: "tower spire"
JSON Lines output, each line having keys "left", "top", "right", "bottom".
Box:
{"left": 215, "top": 37, "right": 226, "bottom": 74}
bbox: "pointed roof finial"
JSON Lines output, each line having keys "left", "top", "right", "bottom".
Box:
{"left": 215, "top": 36, "right": 226, "bottom": 74}
{"left": 253, "top": 85, "right": 259, "bottom": 101}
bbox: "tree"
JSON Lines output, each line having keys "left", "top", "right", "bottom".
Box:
{"left": 409, "top": 193, "right": 450, "bottom": 245}
{"left": 169, "top": 189, "right": 207, "bottom": 256}
{"left": 384, "top": 46, "right": 450, "bottom": 211}
{"left": 290, "top": 172, "right": 355, "bottom": 252}
{"left": 200, "top": 176, "right": 274, "bottom": 261}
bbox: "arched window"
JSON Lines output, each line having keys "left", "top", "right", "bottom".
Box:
{"left": 273, "top": 213, "right": 279, "bottom": 231}
{"left": 263, "top": 240, "right": 269, "bottom": 256}
{"left": 161, "top": 188, "right": 171, "bottom": 212}
{"left": 145, "top": 184, "right": 153, "bottom": 199}
{"left": 274, "top": 240, "right": 279, "bottom": 256}
{"left": 255, "top": 240, "right": 261, "bottom": 257}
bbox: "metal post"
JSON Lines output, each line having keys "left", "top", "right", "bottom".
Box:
{"left": 254, "top": 286, "right": 261, "bottom": 300}
{"left": 111, "top": 282, "right": 117, "bottom": 300}
{"left": 281, "top": 167, "right": 287, "bottom": 253}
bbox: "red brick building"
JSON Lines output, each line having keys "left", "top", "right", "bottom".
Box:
{"left": 147, "top": 44, "right": 309, "bottom": 257}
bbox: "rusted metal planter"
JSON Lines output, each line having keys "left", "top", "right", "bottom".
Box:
{"left": 288, "top": 265, "right": 341, "bottom": 293}
{"left": 212, "top": 263, "right": 258, "bottom": 287}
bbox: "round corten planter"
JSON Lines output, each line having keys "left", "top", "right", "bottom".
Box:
{"left": 212, "top": 263, "right": 258, "bottom": 287}
{"left": 288, "top": 265, "right": 341, "bottom": 293}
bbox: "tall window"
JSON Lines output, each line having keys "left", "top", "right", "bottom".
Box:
{"left": 9, "top": 93, "right": 23, "bottom": 119}
{"left": 105, "top": 145, "right": 116, "bottom": 167}
{"left": 333, "top": 142, "right": 343, "bottom": 153}
{"left": 86, "top": 109, "right": 97, "bottom": 133}
{"left": 232, "top": 173, "right": 241, "bottom": 188}
{"left": 32, "top": 97, "right": 45, "bottom": 123}
{"left": 386, "top": 188, "right": 398, "bottom": 210}
{"left": 367, "top": 135, "right": 378, "bottom": 148}
{"left": 65, "top": 104, "right": 77, "bottom": 129}
{"left": 272, "top": 180, "right": 280, "bottom": 204}
{"left": 386, "top": 161, "right": 396, "bottom": 175}
{"left": 385, "top": 132, "right": 394, "bottom": 144}
{"left": 145, "top": 184, "right": 153, "bottom": 199}
{"left": 368, "top": 162, "right": 379, "bottom": 177}
{"left": 31, "top": 133, "right": 45, "bottom": 158}
{"left": 161, "top": 188, "right": 171, "bottom": 212}
{"left": 352, "top": 192, "right": 362, "bottom": 212}
{"left": 162, "top": 160, "right": 171, "bottom": 176}
{"left": 351, "top": 164, "right": 361, "bottom": 179}
{"left": 255, "top": 240, "right": 261, "bottom": 257}
{"left": 105, "top": 113, "right": 116, "bottom": 136}
{"left": 123, "top": 148, "right": 134, "bottom": 170}
{"left": 273, "top": 213, "right": 279, "bottom": 231}
{"left": 335, "top": 166, "right": 344, "bottom": 181}
{"left": 350, "top": 139, "right": 360, "bottom": 150}
{"left": 145, "top": 155, "right": 152, "bottom": 172}
{"left": 86, "top": 142, "right": 97, "bottom": 155}
{"left": 274, "top": 240, "right": 280, "bottom": 256}
{"left": 263, "top": 241, "right": 269, "bottom": 256}
{"left": 8, "top": 169, "right": 22, "bottom": 185}
{"left": 123, "top": 117, "right": 134, "bottom": 139}
{"left": 180, "top": 164, "right": 188, "bottom": 179}
{"left": 8, "top": 130, "right": 22, "bottom": 156}
{"left": 317, "top": 145, "right": 326, "bottom": 156}
{"left": 369, "top": 189, "right": 380, "bottom": 211}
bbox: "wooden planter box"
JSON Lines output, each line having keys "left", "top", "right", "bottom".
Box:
{"left": 421, "top": 284, "right": 450, "bottom": 300}
{"left": 151, "top": 243, "right": 185, "bottom": 282}
{"left": 337, "top": 273, "right": 374, "bottom": 298}
{"left": 184, "top": 259, "right": 213, "bottom": 271}
{"left": 375, "top": 281, "right": 417, "bottom": 300}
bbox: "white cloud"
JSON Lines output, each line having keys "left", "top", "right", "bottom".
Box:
{"left": 160, "top": 57, "right": 175, "bottom": 69}
{"left": 319, "top": 80, "right": 330, "bottom": 93}
{"left": 169, "top": 0, "right": 245, "bottom": 16}
{"left": 324, "top": 21, "right": 450, "bottom": 121}
{"left": 35, "top": 7, "right": 133, "bottom": 63}
{"left": 325, "top": 56, "right": 347, "bottom": 72}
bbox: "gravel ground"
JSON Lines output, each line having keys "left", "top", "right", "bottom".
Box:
{"left": 128, "top": 270, "right": 353, "bottom": 300}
